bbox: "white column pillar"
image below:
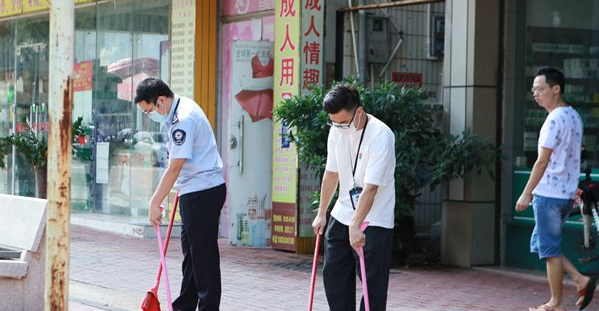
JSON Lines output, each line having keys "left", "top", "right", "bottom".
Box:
{"left": 441, "top": 0, "right": 500, "bottom": 267}
{"left": 45, "top": 1, "right": 74, "bottom": 310}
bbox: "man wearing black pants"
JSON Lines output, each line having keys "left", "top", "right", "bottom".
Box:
{"left": 135, "top": 77, "right": 226, "bottom": 311}
{"left": 177, "top": 185, "right": 226, "bottom": 310}
{"left": 312, "top": 84, "right": 396, "bottom": 311}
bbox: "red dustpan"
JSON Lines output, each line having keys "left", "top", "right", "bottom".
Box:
{"left": 141, "top": 194, "right": 179, "bottom": 311}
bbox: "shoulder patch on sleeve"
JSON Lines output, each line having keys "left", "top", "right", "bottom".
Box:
{"left": 172, "top": 129, "right": 186, "bottom": 146}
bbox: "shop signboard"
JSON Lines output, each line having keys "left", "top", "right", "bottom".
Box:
{"left": 0, "top": 0, "right": 22, "bottom": 17}
{"left": 22, "top": 0, "right": 48, "bottom": 13}
{"left": 223, "top": 0, "right": 275, "bottom": 16}
{"left": 272, "top": 0, "right": 300, "bottom": 251}
{"left": 1, "top": 0, "right": 92, "bottom": 16}
{"left": 300, "top": 0, "right": 323, "bottom": 93}
{"left": 392, "top": 72, "right": 423, "bottom": 88}
{"left": 297, "top": 0, "right": 324, "bottom": 239}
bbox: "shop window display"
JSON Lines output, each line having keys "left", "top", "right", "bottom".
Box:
{"left": 89, "top": 0, "right": 170, "bottom": 216}
{"left": 519, "top": 0, "right": 599, "bottom": 168}
{"left": 0, "top": 0, "right": 170, "bottom": 219}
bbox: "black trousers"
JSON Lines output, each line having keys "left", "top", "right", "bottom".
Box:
{"left": 323, "top": 217, "right": 393, "bottom": 311}
{"left": 172, "top": 183, "right": 226, "bottom": 311}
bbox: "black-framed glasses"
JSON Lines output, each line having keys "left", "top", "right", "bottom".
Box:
{"left": 327, "top": 108, "right": 358, "bottom": 129}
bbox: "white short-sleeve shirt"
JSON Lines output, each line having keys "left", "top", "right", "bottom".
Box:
{"left": 325, "top": 114, "right": 396, "bottom": 229}
{"left": 164, "top": 95, "right": 224, "bottom": 195}
{"left": 533, "top": 106, "right": 583, "bottom": 199}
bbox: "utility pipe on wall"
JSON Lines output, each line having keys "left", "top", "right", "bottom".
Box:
{"left": 358, "top": 0, "right": 367, "bottom": 83}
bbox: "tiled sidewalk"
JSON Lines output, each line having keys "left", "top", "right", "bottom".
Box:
{"left": 68, "top": 226, "right": 597, "bottom": 311}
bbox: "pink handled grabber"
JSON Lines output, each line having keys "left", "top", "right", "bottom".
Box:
{"left": 155, "top": 217, "right": 173, "bottom": 311}
{"left": 308, "top": 233, "right": 322, "bottom": 311}
{"left": 141, "top": 194, "right": 179, "bottom": 311}
{"left": 358, "top": 222, "right": 370, "bottom": 311}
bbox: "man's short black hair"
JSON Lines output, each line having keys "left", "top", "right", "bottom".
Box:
{"left": 536, "top": 67, "right": 565, "bottom": 94}
{"left": 322, "top": 84, "right": 361, "bottom": 114}
{"left": 134, "top": 77, "right": 174, "bottom": 104}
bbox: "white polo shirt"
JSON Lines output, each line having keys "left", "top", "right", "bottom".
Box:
{"left": 533, "top": 105, "right": 583, "bottom": 199}
{"left": 325, "top": 114, "right": 396, "bottom": 229}
{"left": 164, "top": 95, "right": 225, "bottom": 195}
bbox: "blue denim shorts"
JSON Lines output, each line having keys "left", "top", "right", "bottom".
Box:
{"left": 530, "top": 195, "right": 574, "bottom": 259}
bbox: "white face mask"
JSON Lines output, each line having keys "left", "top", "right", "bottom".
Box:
{"left": 148, "top": 101, "right": 167, "bottom": 123}
{"left": 349, "top": 112, "right": 361, "bottom": 132}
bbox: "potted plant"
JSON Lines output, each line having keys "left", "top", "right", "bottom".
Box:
{"left": 273, "top": 81, "right": 498, "bottom": 263}
{"left": 0, "top": 117, "right": 91, "bottom": 199}
{"left": 3, "top": 130, "right": 48, "bottom": 198}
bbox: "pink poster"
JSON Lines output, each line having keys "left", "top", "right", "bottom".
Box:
{"left": 223, "top": 0, "right": 275, "bottom": 16}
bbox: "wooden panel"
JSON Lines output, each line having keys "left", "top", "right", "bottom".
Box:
{"left": 295, "top": 236, "right": 317, "bottom": 255}
{"left": 208, "top": 0, "right": 217, "bottom": 127}
{"left": 194, "top": 0, "right": 218, "bottom": 127}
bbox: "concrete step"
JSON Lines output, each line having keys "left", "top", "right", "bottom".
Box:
{"left": 71, "top": 212, "right": 181, "bottom": 238}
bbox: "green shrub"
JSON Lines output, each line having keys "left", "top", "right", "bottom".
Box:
{"left": 273, "top": 81, "right": 498, "bottom": 217}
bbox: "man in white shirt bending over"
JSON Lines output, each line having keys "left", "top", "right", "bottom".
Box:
{"left": 312, "top": 84, "right": 396, "bottom": 311}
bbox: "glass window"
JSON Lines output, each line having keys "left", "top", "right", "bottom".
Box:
{"left": 0, "top": 0, "right": 171, "bottom": 218}
{"left": 13, "top": 15, "right": 50, "bottom": 198}
{"left": 88, "top": 0, "right": 170, "bottom": 216}
{"left": 71, "top": 6, "right": 97, "bottom": 211}
{"left": 517, "top": 0, "right": 599, "bottom": 168}
{"left": 0, "top": 20, "right": 15, "bottom": 194}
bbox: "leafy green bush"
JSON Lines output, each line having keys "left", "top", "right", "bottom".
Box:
{"left": 273, "top": 81, "right": 498, "bottom": 217}
{"left": 1, "top": 131, "right": 48, "bottom": 169}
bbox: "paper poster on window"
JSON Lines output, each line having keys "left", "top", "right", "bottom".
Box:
{"left": 73, "top": 60, "right": 93, "bottom": 92}
{"left": 232, "top": 41, "right": 274, "bottom": 122}
{"left": 95, "top": 142, "right": 110, "bottom": 184}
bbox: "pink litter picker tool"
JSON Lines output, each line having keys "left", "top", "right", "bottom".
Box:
{"left": 308, "top": 233, "right": 322, "bottom": 311}
{"left": 358, "top": 222, "right": 370, "bottom": 311}
{"left": 154, "top": 212, "right": 173, "bottom": 311}
{"left": 141, "top": 195, "right": 178, "bottom": 311}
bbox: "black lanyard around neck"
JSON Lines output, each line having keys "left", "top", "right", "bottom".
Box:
{"left": 350, "top": 114, "right": 369, "bottom": 181}
{"left": 173, "top": 97, "right": 181, "bottom": 115}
